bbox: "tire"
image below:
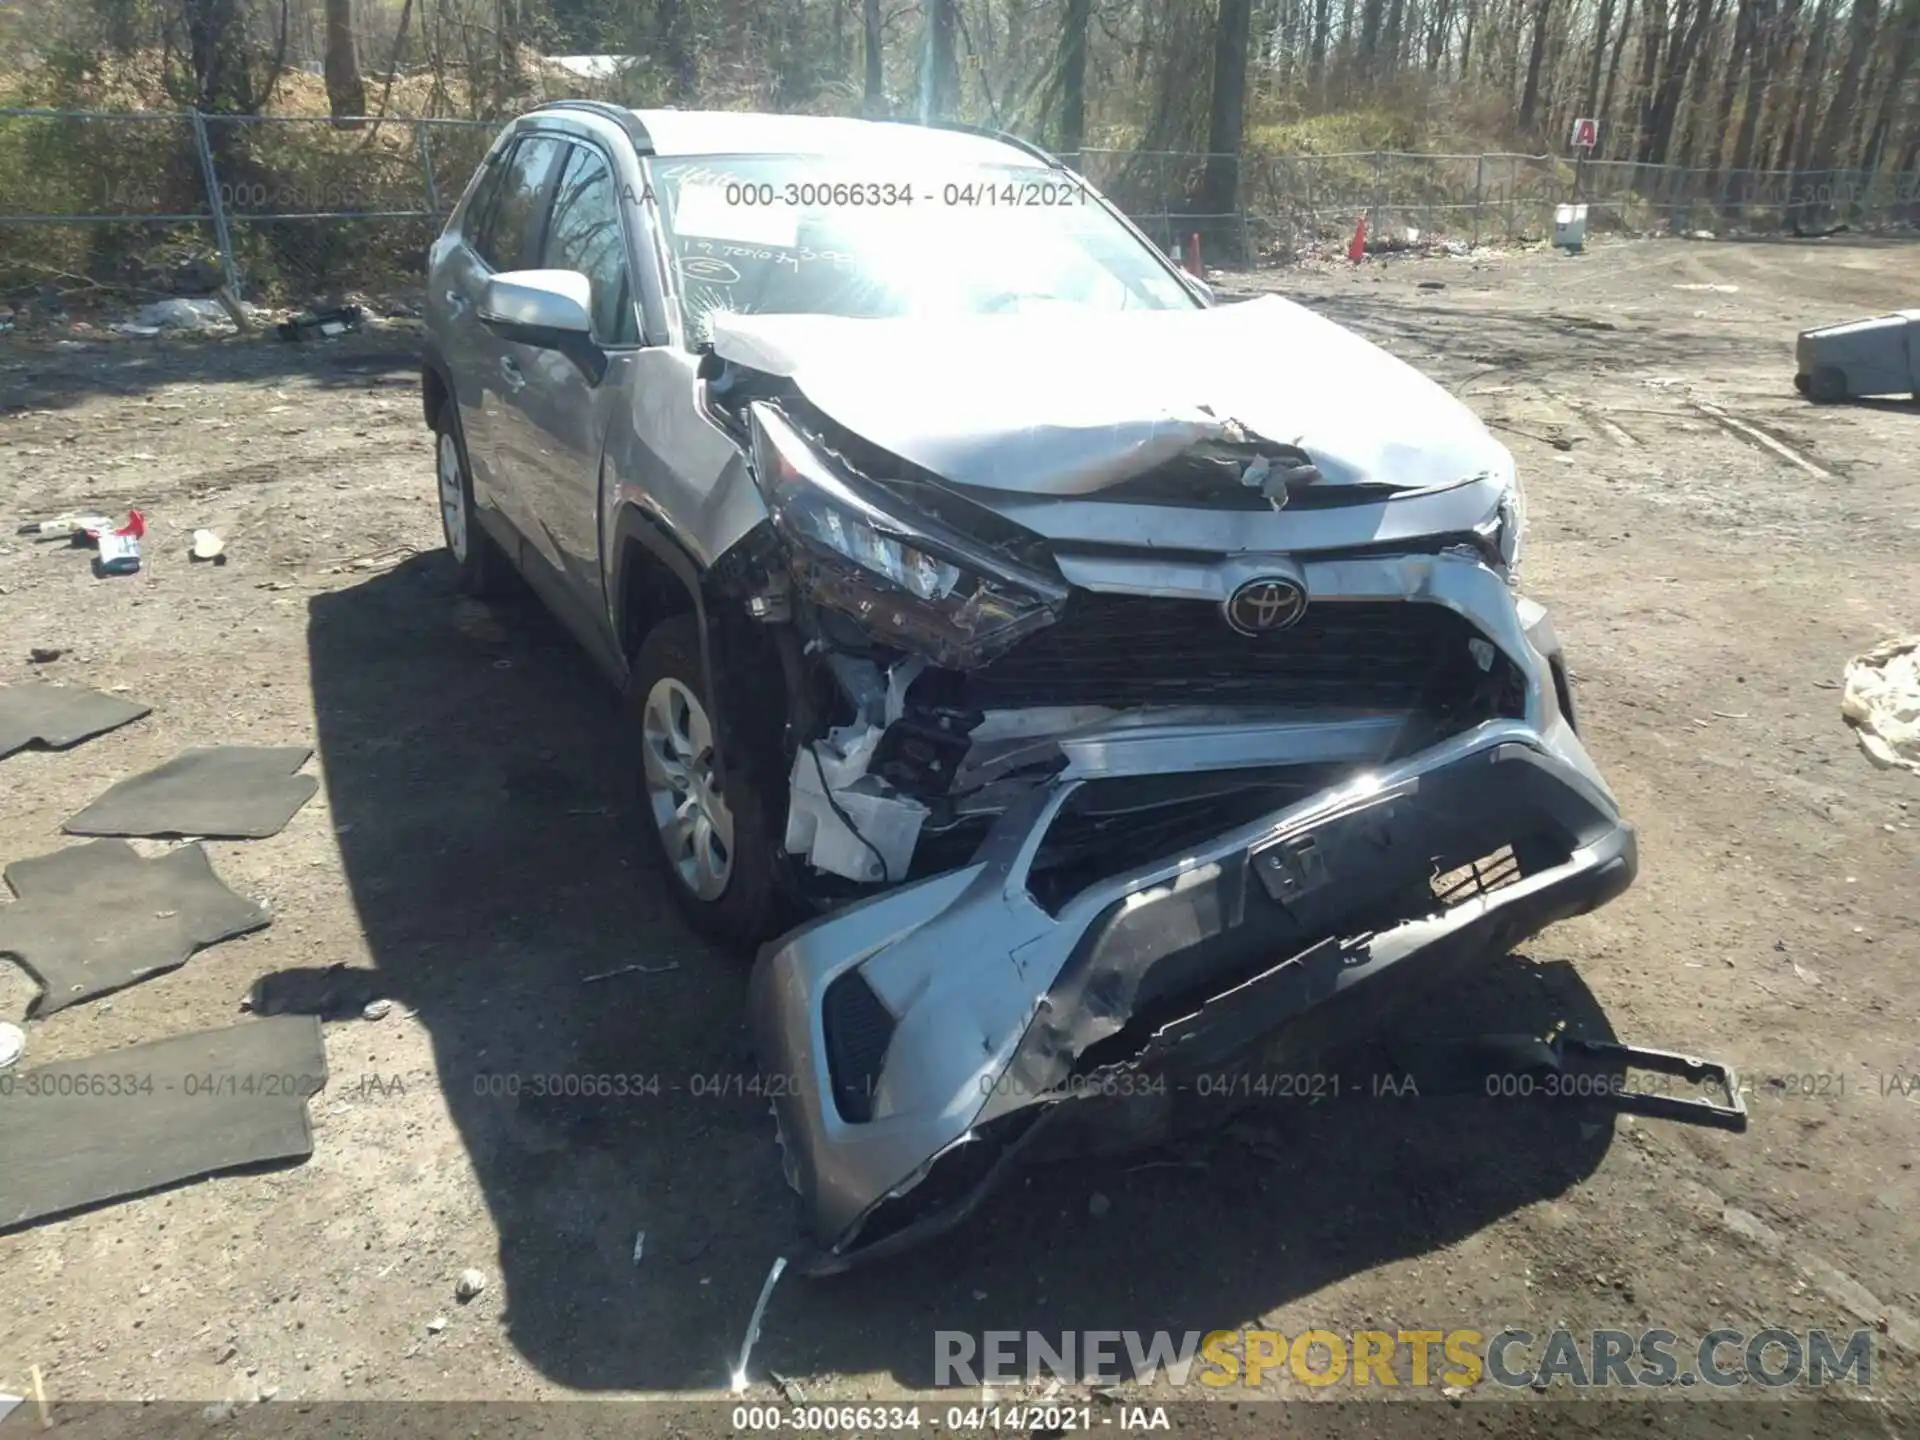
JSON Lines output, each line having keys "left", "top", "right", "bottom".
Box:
{"left": 433, "top": 403, "right": 505, "bottom": 596}
{"left": 1807, "top": 366, "right": 1849, "bottom": 404}
{"left": 627, "top": 614, "right": 784, "bottom": 949}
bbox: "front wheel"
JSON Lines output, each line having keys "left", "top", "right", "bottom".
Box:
{"left": 627, "top": 615, "right": 783, "bottom": 949}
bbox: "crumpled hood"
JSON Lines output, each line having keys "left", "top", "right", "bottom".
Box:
{"left": 708, "top": 294, "right": 1514, "bottom": 495}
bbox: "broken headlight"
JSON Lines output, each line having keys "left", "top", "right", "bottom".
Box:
{"left": 1475, "top": 456, "right": 1527, "bottom": 581}
{"left": 747, "top": 403, "right": 1068, "bottom": 667}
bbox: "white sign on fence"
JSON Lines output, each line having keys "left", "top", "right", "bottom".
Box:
{"left": 1570, "top": 117, "right": 1599, "bottom": 150}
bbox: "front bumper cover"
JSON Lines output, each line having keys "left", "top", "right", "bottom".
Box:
{"left": 748, "top": 707, "right": 1635, "bottom": 1275}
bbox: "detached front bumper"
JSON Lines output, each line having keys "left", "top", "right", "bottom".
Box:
{"left": 748, "top": 703, "right": 1635, "bottom": 1274}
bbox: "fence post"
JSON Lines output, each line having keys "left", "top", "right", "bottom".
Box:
{"left": 416, "top": 122, "right": 442, "bottom": 215}
{"left": 1370, "top": 149, "right": 1384, "bottom": 239}
{"left": 1505, "top": 157, "right": 1517, "bottom": 240}
{"left": 1236, "top": 153, "right": 1252, "bottom": 265}
{"left": 1303, "top": 155, "right": 1315, "bottom": 257}
{"left": 189, "top": 109, "right": 242, "bottom": 301}
{"left": 1473, "top": 153, "right": 1484, "bottom": 248}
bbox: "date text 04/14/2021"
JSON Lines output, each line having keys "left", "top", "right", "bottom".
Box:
{"left": 728, "top": 1404, "right": 1170, "bottom": 1432}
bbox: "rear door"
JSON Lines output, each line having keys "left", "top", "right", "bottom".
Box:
{"left": 431, "top": 144, "right": 508, "bottom": 501}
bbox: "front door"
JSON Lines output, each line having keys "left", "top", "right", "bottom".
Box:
{"left": 489, "top": 140, "right": 641, "bottom": 659}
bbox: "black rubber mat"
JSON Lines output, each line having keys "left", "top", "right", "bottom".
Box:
{"left": 63, "top": 745, "right": 319, "bottom": 840}
{"left": 0, "top": 1015, "right": 325, "bottom": 1230}
{"left": 0, "top": 839, "right": 269, "bottom": 1018}
{"left": 0, "top": 683, "right": 150, "bottom": 760}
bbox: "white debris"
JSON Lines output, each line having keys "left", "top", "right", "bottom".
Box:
{"left": 361, "top": 998, "right": 393, "bottom": 1021}
{"left": 730, "top": 1256, "right": 789, "bottom": 1393}
{"left": 426, "top": 1314, "right": 448, "bottom": 1334}
{"left": 884, "top": 655, "right": 927, "bottom": 726}
{"left": 128, "top": 298, "right": 234, "bottom": 333}
{"left": 632, "top": 1230, "right": 646, "bottom": 1264}
{"left": 191, "top": 529, "right": 226, "bottom": 560}
{"left": 454, "top": 1268, "right": 487, "bottom": 1301}
{"left": 1842, "top": 636, "right": 1920, "bottom": 774}
{"left": 784, "top": 726, "right": 928, "bottom": 883}
{"left": 0, "top": 1021, "right": 24, "bottom": 1071}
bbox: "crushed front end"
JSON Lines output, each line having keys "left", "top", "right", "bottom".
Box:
{"left": 701, "top": 299, "right": 1637, "bottom": 1273}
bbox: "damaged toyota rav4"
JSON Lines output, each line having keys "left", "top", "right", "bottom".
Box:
{"left": 423, "top": 102, "right": 1637, "bottom": 1273}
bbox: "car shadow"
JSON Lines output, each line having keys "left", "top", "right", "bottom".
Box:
{"left": 305, "top": 553, "right": 1623, "bottom": 1392}
{"left": 1, "top": 330, "right": 423, "bottom": 414}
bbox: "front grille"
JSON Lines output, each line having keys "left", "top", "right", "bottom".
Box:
{"left": 1027, "top": 769, "right": 1343, "bottom": 914}
{"left": 965, "top": 594, "right": 1521, "bottom": 717}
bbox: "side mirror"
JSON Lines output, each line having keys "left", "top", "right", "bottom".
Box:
{"left": 479, "top": 270, "right": 606, "bottom": 383}
{"left": 1183, "top": 271, "right": 1216, "bottom": 306}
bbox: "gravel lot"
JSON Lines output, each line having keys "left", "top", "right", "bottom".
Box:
{"left": 1, "top": 234, "right": 1916, "bottom": 1427}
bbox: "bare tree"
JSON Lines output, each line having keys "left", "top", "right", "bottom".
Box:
{"left": 1809, "top": 0, "right": 1882, "bottom": 168}
{"left": 323, "top": 0, "right": 366, "bottom": 120}
{"left": 862, "top": 0, "right": 884, "bottom": 112}
{"left": 1596, "top": 0, "right": 1638, "bottom": 154}
{"left": 921, "top": 0, "right": 959, "bottom": 120}
{"left": 1517, "top": 0, "right": 1553, "bottom": 135}
{"left": 1202, "top": 0, "right": 1253, "bottom": 215}
{"left": 657, "top": 0, "right": 695, "bottom": 104}
{"left": 1058, "top": 0, "right": 1091, "bottom": 154}
{"left": 1860, "top": 0, "right": 1920, "bottom": 168}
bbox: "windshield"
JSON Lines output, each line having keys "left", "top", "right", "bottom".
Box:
{"left": 647, "top": 155, "right": 1198, "bottom": 346}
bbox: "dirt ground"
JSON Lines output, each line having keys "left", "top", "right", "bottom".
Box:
{"left": 1, "top": 235, "right": 1916, "bottom": 1427}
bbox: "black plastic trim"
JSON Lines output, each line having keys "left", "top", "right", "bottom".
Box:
{"left": 531, "top": 100, "right": 655, "bottom": 153}
{"left": 608, "top": 505, "right": 722, "bottom": 773}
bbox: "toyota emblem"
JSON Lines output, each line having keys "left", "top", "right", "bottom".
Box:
{"left": 1224, "top": 576, "right": 1309, "bottom": 635}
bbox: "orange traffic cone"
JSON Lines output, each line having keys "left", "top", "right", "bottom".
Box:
{"left": 1347, "top": 213, "right": 1369, "bottom": 263}
{"left": 1187, "top": 232, "right": 1203, "bottom": 276}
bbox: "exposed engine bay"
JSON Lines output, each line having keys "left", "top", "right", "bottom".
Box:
{"left": 702, "top": 314, "right": 1526, "bottom": 903}
{"left": 691, "top": 296, "right": 1635, "bottom": 1273}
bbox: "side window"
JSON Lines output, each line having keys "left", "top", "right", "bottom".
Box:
{"left": 471, "top": 135, "right": 562, "bottom": 273}
{"left": 542, "top": 145, "right": 638, "bottom": 345}
{"left": 459, "top": 150, "right": 510, "bottom": 253}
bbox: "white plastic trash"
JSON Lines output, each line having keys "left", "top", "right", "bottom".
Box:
{"left": 1554, "top": 203, "right": 1589, "bottom": 251}
{"left": 0, "top": 1020, "right": 25, "bottom": 1071}
{"left": 130, "top": 298, "right": 233, "bottom": 332}
{"left": 784, "top": 742, "right": 927, "bottom": 884}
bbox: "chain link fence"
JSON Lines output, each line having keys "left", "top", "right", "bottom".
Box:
{"left": 1075, "top": 146, "right": 1920, "bottom": 263}
{"left": 3, "top": 107, "right": 1916, "bottom": 307}
{"left": 0, "top": 106, "right": 495, "bottom": 307}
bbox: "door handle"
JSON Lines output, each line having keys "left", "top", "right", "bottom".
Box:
{"left": 444, "top": 287, "right": 469, "bottom": 315}
{"left": 499, "top": 356, "right": 526, "bottom": 392}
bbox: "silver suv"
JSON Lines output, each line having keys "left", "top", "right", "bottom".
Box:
{"left": 423, "top": 102, "right": 1636, "bottom": 1271}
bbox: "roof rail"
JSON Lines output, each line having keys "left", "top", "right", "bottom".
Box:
{"left": 872, "top": 116, "right": 1063, "bottom": 169}
{"left": 527, "top": 99, "right": 654, "bottom": 153}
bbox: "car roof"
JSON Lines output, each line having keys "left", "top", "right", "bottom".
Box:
{"left": 615, "top": 109, "right": 1052, "bottom": 166}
